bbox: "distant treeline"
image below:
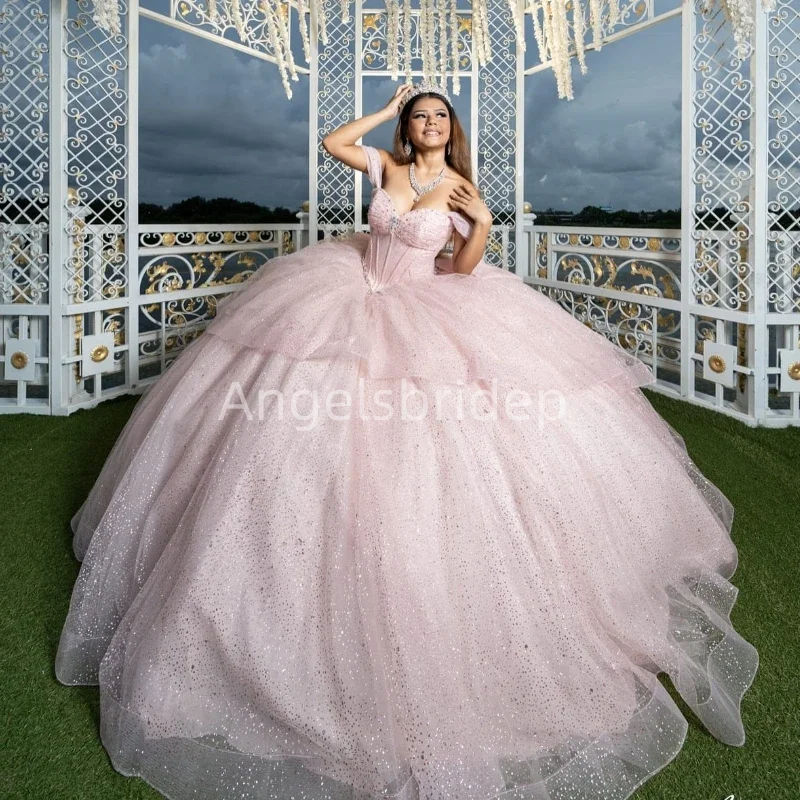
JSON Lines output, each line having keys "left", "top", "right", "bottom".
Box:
{"left": 1, "top": 196, "right": 798, "bottom": 229}
{"left": 531, "top": 204, "right": 795, "bottom": 230}
{"left": 140, "top": 196, "right": 300, "bottom": 224}
{"left": 533, "top": 205, "right": 681, "bottom": 229}
{"left": 141, "top": 199, "right": 685, "bottom": 228}
{"left": 141, "top": 199, "right": 797, "bottom": 231}
{"left": 118, "top": 199, "right": 800, "bottom": 231}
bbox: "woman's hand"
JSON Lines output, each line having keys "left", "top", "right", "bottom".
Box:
{"left": 449, "top": 183, "right": 492, "bottom": 227}
{"left": 381, "top": 84, "right": 414, "bottom": 120}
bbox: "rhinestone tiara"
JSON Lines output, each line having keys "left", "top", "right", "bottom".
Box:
{"left": 398, "top": 79, "right": 452, "bottom": 112}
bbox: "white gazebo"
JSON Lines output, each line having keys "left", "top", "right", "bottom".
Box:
{"left": 0, "top": 0, "right": 796, "bottom": 426}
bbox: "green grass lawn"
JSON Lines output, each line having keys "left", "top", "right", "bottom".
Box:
{"left": 0, "top": 389, "right": 796, "bottom": 799}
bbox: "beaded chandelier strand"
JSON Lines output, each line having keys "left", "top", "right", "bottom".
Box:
{"left": 91, "top": 0, "right": 776, "bottom": 102}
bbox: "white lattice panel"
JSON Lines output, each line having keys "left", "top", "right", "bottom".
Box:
{"left": 64, "top": 0, "right": 130, "bottom": 306}
{"left": 766, "top": 0, "right": 800, "bottom": 315}
{"left": 315, "top": 0, "right": 358, "bottom": 235}
{"left": 49, "top": 0, "right": 135, "bottom": 412}
{"left": 689, "top": 0, "right": 754, "bottom": 313}
{"left": 0, "top": 1, "right": 51, "bottom": 411}
{"left": 477, "top": 0, "right": 517, "bottom": 272}
{"left": 766, "top": 0, "right": 800, "bottom": 421}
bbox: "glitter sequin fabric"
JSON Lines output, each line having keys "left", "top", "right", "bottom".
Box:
{"left": 56, "top": 144, "right": 758, "bottom": 800}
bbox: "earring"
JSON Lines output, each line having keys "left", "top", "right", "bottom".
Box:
{"left": 446, "top": 142, "right": 451, "bottom": 157}
{"left": 403, "top": 140, "right": 412, "bottom": 156}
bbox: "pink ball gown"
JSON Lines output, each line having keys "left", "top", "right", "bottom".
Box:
{"left": 56, "top": 144, "right": 758, "bottom": 800}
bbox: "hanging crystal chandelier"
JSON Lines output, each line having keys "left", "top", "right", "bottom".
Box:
{"left": 90, "top": 0, "right": 776, "bottom": 101}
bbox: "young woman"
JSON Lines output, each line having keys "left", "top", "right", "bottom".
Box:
{"left": 57, "top": 81, "right": 758, "bottom": 800}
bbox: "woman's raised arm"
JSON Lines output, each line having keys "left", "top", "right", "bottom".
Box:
{"left": 321, "top": 85, "right": 412, "bottom": 175}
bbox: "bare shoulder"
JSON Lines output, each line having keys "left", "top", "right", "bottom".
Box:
{"left": 444, "top": 168, "right": 476, "bottom": 191}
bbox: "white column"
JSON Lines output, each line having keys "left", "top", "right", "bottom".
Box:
{"left": 308, "top": 0, "right": 319, "bottom": 245}
{"left": 516, "top": 21, "right": 528, "bottom": 279}
{"left": 679, "top": 0, "right": 696, "bottom": 401}
{"left": 750, "top": 2, "right": 769, "bottom": 424}
{"left": 49, "top": 0, "right": 68, "bottom": 415}
{"left": 127, "top": 0, "right": 141, "bottom": 389}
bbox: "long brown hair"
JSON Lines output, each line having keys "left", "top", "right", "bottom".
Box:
{"left": 391, "top": 93, "right": 473, "bottom": 186}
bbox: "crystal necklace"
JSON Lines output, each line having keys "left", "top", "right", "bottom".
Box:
{"left": 409, "top": 162, "right": 445, "bottom": 204}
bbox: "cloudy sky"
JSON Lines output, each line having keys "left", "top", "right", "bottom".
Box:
{"left": 138, "top": 0, "right": 683, "bottom": 213}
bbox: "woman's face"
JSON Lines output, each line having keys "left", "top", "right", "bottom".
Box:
{"left": 406, "top": 97, "right": 451, "bottom": 152}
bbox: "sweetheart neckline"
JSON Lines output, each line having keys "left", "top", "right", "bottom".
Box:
{"left": 374, "top": 187, "right": 455, "bottom": 223}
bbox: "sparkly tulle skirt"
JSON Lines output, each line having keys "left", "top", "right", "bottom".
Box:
{"left": 56, "top": 233, "right": 758, "bottom": 799}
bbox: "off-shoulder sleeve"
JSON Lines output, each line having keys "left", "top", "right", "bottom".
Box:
{"left": 360, "top": 144, "right": 383, "bottom": 189}
{"left": 448, "top": 210, "right": 474, "bottom": 240}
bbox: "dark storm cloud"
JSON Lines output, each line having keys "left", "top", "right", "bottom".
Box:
{"left": 522, "top": 14, "right": 684, "bottom": 211}
{"left": 138, "top": 27, "right": 310, "bottom": 207}
{"left": 139, "top": 9, "right": 685, "bottom": 212}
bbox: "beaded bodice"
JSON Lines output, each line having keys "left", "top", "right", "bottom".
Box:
{"left": 360, "top": 144, "right": 473, "bottom": 293}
